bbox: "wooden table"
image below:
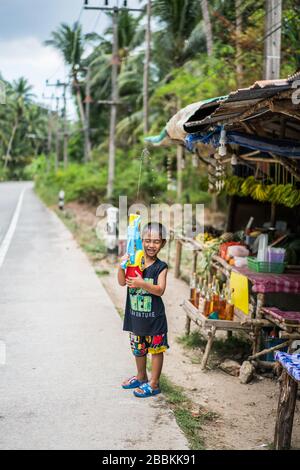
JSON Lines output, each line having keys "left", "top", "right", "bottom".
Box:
{"left": 273, "top": 352, "right": 300, "bottom": 450}
{"left": 183, "top": 299, "right": 252, "bottom": 369}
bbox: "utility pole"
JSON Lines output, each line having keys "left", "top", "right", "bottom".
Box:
{"left": 55, "top": 97, "right": 60, "bottom": 171}
{"left": 264, "top": 0, "right": 282, "bottom": 80}
{"left": 143, "top": 0, "right": 151, "bottom": 135}
{"left": 46, "top": 80, "right": 69, "bottom": 168}
{"left": 42, "top": 93, "right": 55, "bottom": 172}
{"left": 84, "top": 0, "right": 144, "bottom": 201}
{"left": 84, "top": 65, "right": 92, "bottom": 163}
{"left": 107, "top": 6, "right": 119, "bottom": 200}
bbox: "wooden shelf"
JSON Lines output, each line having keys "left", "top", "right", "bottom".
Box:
{"left": 183, "top": 299, "right": 251, "bottom": 331}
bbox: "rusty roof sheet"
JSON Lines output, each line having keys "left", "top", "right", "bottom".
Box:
{"left": 183, "top": 78, "right": 293, "bottom": 133}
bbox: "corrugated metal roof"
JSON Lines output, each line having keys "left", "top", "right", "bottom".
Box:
{"left": 145, "top": 72, "right": 300, "bottom": 149}
{"left": 184, "top": 79, "right": 292, "bottom": 133}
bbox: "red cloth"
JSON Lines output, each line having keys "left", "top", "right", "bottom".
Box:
{"left": 232, "top": 267, "right": 300, "bottom": 294}
{"left": 262, "top": 307, "right": 300, "bottom": 324}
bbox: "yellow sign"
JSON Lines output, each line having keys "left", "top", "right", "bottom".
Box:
{"left": 230, "top": 271, "right": 249, "bottom": 316}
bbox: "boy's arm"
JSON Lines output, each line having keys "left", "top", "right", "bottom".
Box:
{"left": 117, "top": 254, "right": 129, "bottom": 287}
{"left": 126, "top": 268, "right": 168, "bottom": 297}
{"left": 117, "top": 266, "right": 126, "bottom": 286}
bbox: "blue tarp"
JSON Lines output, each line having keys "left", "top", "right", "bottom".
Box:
{"left": 185, "top": 130, "right": 300, "bottom": 158}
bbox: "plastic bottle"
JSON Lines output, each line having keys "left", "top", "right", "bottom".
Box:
{"left": 225, "top": 288, "right": 235, "bottom": 321}
{"left": 210, "top": 279, "right": 220, "bottom": 315}
{"left": 195, "top": 280, "right": 201, "bottom": 309}
{"left": 204, "top": 283, "right": 212, "bottom": 317}
{"left": 190, "top": 272, "right": 197, "bottom": 306}
{"left": 198, "top": 279, "right": 207, "bottom": 315}
{"left": 218, "top": 285, "right": 227, "bottom": 320}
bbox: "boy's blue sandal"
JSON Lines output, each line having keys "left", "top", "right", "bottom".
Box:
{"left": 133, "top": 382, "right": 161, "bottom": 398}
{"left": 122, "top": 376, "right": 147, "bottom": 389}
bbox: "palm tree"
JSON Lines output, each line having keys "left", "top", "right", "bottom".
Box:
{"left": 4, "top": 77, "right": 34, "bottom": 168}
{"left": 152, "top": 0, "right": 204, "bottom": 71}
{"left": 25, "top": 104, "right": 49, "bottom": 156}
{"left": 45, "top": 22, "right": 88, "bottom": 160}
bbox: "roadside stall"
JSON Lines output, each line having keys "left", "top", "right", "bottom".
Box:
{"left": 146, "top": 73, "right": 300, "bottom": 371}
{"left": 274, "top": 351, "right": 300, "bottom": 450}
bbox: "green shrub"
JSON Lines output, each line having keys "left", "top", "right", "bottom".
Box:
{"left": 0, "top": 164, "right": 9, "bottom": 181}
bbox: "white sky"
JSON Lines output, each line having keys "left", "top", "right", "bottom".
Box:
{"left": 0, "top": 0, "right": 144, "bottom": 119}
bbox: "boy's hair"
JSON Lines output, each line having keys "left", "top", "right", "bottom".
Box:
{"left": 142, "top": 222, "right": 167, "bottom": 241}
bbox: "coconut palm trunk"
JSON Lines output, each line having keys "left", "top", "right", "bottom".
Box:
{"left": 143, "top": 0, "right": 151, "bottom": 135}
{"left": 4, "top": 118, "right": 18, "bottom": 169}
{"left": 201, "top": 0, "right": 213, "bottom": 56}
{"left": 235, "top": 0, "right": 243, "bottom": 86}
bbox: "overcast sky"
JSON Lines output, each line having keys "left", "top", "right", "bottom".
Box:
{"left": 0, "top": 0, "right": 143, "bottom": 118}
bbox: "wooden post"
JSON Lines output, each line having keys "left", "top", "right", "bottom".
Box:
{"left": 253, "top": 293, "right": 265, "bottom": 355}
{"left": 249, "top": 339, "right": 291, "bottom": 361}
{"left": 185, "top": 315, "right": 191, "bottom": 336}
{"left": 201, "top": 326, "right": 217, "bottom": 370}
{"left": 167, "top": 237, "right": 172, "bottom": 268}
{"left": 174, "top": 240, "right": 182, "bottom": 279}
{"left": 176, "top": 145, "right": 183, "bottom": 201}
{"left": 274, "top": 370, "right": 298, "bottom": 450}
{"left": 264, "top": 0, "right": 282, "bottom": 81}
{"left": 192, "top": 251, "right": 198, "bottom": 273}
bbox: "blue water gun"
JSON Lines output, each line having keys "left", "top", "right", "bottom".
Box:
{"left": 121, "top": 214, "right": 145, "bottom": 279}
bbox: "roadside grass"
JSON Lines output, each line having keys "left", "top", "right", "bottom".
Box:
{"left": 177, "top": 331, "right": 207, "bottom": 349}
{"left": 160, "top": 374, "right": 217, "bottom": 450}
{"left": 56, "top": 208, "right": 106, "bottom": 262}
{"left": 95, "top": 269, "right": 110, "bottom": 277}
{"left": 146, "top": 363, "right": 216, "bottom": 450}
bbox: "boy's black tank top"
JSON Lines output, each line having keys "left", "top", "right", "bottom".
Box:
{"left": 123, "top": 258, "right": 168, "bottom": 336}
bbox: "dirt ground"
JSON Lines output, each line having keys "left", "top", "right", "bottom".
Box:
{"left": 64, "top": 201, "right": 300, "bottom": 450}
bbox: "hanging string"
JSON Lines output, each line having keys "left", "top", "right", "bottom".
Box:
{"left": 136, "top": 148, "right": 149, "bottom": 201}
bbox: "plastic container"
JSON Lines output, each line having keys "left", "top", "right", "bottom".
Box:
{"left": 267, "top": 247, "right": 286, "bottom": 264}
{"left": 262, "top": 337, "right": 288, "bottom": 362}
{"left": 247, "top": 257, "right": 285, "bottom": 274}
{"left": 257, "top": 234, "right": 268, "bottom": 262}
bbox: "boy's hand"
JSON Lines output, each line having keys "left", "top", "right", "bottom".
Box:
{"left": 119, "top": 253, "right": 129, "bottom": 268}
{"left": 126, "top": 270, "right": 144, "bottom": 289}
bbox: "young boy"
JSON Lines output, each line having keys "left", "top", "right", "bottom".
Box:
{"left": 117, "top": 222, "right": 169, "bottom": 398}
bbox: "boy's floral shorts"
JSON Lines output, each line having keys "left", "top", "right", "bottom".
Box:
{"left": 129, "top": 333, "right": 169, "bottom": 357}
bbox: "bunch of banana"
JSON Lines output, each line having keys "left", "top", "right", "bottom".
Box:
{"left": 204, "top": 232, "right": 214, "bottom": 241}
{"left": 269, "top": 184, "right": 290, "bottom": 204}
{"left": 266, "top": 184, "right": 277, "bottom": 202}
{"left": 251, "top": 183, "right": 269, "bottom": 202}
{"left": 223, "top": 175, "right": 300, "bottom": 208}
{"left": 240, "top": 176, "right": 257, "bottom": 197}
{"left": 224, "top": 176, "right": 243, "bottom": 196}
{"left": 279, "top": 184, "right": 294, "bottom": 206}
{"left": 281, "top": 187, "right": 300, "bottom": 208}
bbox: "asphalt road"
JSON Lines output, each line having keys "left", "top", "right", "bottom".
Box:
{"left": 0, "top": 182, "right": 188, "bottom": 450}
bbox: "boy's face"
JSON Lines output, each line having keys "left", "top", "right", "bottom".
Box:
{"left": 142, "top": 230, "right": 164, "bottom": 258}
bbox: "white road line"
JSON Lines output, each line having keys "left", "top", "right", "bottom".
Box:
{"left": 0, "top": 187, "right": 26, "bottom": 269}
